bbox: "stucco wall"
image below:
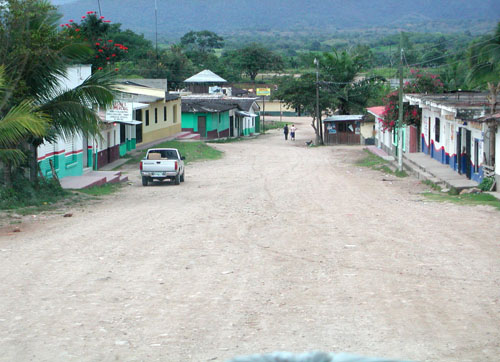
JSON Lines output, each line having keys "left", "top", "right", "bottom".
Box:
{"left": 140, "top": 98, "right": 181, "bottom": 144}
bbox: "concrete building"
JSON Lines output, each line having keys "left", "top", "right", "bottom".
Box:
{"left": 406, "top": 92, "right": 491, "bottom": 183}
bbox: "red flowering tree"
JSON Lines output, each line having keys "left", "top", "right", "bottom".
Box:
{"left": 381, "top": 69, "right": 444, "bottom": 131}
{"left": 61, "top": 11, "right": 128, "bottom": 72}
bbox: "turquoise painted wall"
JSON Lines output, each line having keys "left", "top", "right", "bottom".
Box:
{"left": 39, "top": 152, "right": 83, "bottom": 179}
{"left": 119, "top": 143, "right": 127, "bottom": 156}
{"left": 182, "top": 111, "right": 230, "bottom": 137}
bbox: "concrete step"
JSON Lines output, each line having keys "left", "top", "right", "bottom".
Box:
{"left": 179, "top": 133, "right": 201, "bottom": 140}
{"left": 175, "top": 131, "right": 192, "bottom": 138}
{"left": 119, "top": 175, "right": 129, "bottom": 183}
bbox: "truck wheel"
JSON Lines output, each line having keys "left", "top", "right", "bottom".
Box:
{"left": 180, "top": 171, "right": 185, "bottom": 182}
{"left": 174, "top": 173, "right": 180, "bottom": 185}
{"left": 142, "top": 176, "right": 149, "bottom": 186}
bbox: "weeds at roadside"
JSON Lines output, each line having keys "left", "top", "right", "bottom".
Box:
{"left": 263, "top": 120, "right": 287, "bottom": 131}
{"left": 422, "top": 192, "right": 500, "bottom": 210}
{"left": 356, "top": 149, "right": 408, "bottom": 178}
{"left": 421, "top": 179, "right": 500, "bottom": 210}
{"left": 76, "top": 182, "right": 124, "bottom": 197}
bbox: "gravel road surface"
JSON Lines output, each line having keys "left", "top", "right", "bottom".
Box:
{"left": 1, "top": 117, "right": 499, "bottom": 361}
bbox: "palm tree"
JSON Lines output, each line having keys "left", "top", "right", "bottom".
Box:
{"left": 468, "top": 22, "right": 500, "bottom": 113}
{"left": 0, "top": 66, "right": 50, "bottom": 186}
{"left": 0, "top": 0, "right": 116, "bottom": 181}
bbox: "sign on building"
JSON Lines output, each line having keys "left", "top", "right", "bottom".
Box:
{"left": 105, "top": 101, "right": 133, "bottom": 123}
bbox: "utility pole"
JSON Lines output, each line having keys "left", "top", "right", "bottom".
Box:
{"left": 397, "top": 32, "right": 404, "bottom": 172}
{"left": 97, "top": 0, "right": 102, "bottom": 16}
{"left": 262, "top": 95, "right": 266, "bottom": 134}
{"left": 314, "top": 58, "right": 322, "bottom": 145}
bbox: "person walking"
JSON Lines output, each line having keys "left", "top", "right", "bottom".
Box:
{"left": 283, "top": 124, "right": 289, "bottom": 140}
{"left": 290, "top": 124, "right": 296, "bottom": 140}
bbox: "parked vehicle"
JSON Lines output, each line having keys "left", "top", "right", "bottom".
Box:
{"left": 140, "top": 148, "right": 185, "bottom": 186}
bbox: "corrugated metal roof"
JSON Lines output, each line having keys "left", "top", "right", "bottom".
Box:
{"left": 184, "top": 70, "right": 227, "bottom": 83}
{"left": 115, "top": 84, "right": 180, "bottom": 103}
{"left": 118, "top": 79, "right": 168, "bottom": 90}
{"left": 323, "top": 115, "right": 365, "bottom": 122}
{"left": 366, "top": 106, "right": 386, "bottom": 118}
{"left": 181, "top": 97, "right": 259, "bottom": 114}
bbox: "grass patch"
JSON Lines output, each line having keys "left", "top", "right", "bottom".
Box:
{"left": 208, "top": 137, "right": 246, "bottom": 144}
{"left": 124, "top": 140, "right": 223, "bottom": 166}
{"left": 263, "top": 120, "right": 287, "bottom": 131}
{"left": 423, "top": 192, "right": 500, "bottom": 210}
{"left": 422, "top": 179, "right": 442, "bottom": 192}
{"left": 77, "top": 182, "right": 124, "bottom": 197}
{"left": 356, "top": 149, "right": 407, "bottom": 177}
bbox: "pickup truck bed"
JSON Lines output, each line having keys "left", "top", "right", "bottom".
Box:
{"left": 140, "top": 148, "right": 185, "bottom": 186}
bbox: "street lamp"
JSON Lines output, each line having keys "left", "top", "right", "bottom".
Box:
{"left": 314, "top": 58, "right": 323, "bottom": 144}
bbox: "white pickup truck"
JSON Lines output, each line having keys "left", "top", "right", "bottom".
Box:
{"left": 140, "top": 148, "right": 185, "bottom": 186}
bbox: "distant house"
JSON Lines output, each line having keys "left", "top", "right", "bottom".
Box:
{"left": 406, "top": 92, "right": 491, "bottom": 183}
{"left": 367, "top": 106, "right": 419, "bottom": 156}
{"left": 181, "top": 96, "right": 260, "bottom": 139}
{"left": 184, "top": 69, "right": 227, "bottom": 94}
{"left": 323, "top": 115, "right": 374, "bottom": 145}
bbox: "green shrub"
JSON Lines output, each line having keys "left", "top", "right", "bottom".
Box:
{"left": 479, "top": 177, "right": 495, "bottom": 191}
{"left": 0, "top": 175, "right": 68, "bottom": 210}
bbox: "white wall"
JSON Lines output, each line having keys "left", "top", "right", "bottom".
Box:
{"left": 37, "top": 65, "right": 92, "bottom": 161}
{"left": 496, "top": 130, "right": 500, "bottom": 179}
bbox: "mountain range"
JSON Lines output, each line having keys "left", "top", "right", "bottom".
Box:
{"left": 54, "top": 0, "right": 500, "bottom": 38}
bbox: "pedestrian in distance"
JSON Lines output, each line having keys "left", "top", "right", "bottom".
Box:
{"left": 290, "top": 124, "right": 296, "bottom": 140}
{"left": 283, "top": 124, "right": 289, "bottom": 140}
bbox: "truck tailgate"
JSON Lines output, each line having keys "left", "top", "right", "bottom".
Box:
{"left": 142, "top": 160, "right": 176, "bottom": 172}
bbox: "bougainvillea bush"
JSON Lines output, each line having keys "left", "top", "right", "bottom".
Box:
{"left": 381, "top": 69, "right": 444, "bottom": 131}
{"left": 61, "top": 11, "right": 128, "bottom": 72}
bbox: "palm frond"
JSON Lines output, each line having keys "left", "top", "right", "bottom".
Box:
{"left": 0, "top": 148, "right": 27, "bottom": 167}
{"left": 37, "top": 70, "right": 116, "bottom": 139}
{"left": 0, "top": 100, "right": 50, "bottom": 147}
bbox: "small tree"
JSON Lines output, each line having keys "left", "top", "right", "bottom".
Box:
{"left": 381, "top": 69, "right": 444, "bottom": 131}
{"left": 62, "top": 11, "right": 128, "bottom": 72}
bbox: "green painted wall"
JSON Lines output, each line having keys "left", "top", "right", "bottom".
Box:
{"left": 39, "top": 152, "right": 84, "bottom": 179}
{"left": 182, "top": 111, "right": 230, "bottom": 137}
{"left": 119, "top": 143, "right": 127, "bottom": 156}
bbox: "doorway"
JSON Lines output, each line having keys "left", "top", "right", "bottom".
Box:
{"left": 465, "top": 129, "right": 472, "bottom": 179}
{"left": 198, "top": 116, "right": 206, "bottom": 138}
{"left": 230, "top": 116, "right": 234, "bottom": 137}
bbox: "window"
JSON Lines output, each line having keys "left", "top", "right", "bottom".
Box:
{"left": 145, "top": 110, "right": 150, "bottom": 126}
{"left": 173, "top": 105, "right": 178, "bottom": 123}
{"left": 164, "top": 106, "right": 167, "bottom": 121}
{"left": 154, "top": 108, "right": 158, "bottom": 123}
{"left": 435, "top": 117, "right": 440, "bottom": 143}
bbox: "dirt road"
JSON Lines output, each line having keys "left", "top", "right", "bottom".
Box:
{"left": 1, "top": 117, "right": 499, "bottom": 361}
